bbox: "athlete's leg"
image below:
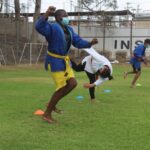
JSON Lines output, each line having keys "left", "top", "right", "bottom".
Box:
{"left": 85, "top": 71, "right": 96, "bottom": 100}
{"left": 43, "top": 77, "right": 77, "bottom": 123}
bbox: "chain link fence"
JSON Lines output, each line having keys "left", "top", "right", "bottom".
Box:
{"left": 1, "top": 17, "right": 150, "bottom": 65}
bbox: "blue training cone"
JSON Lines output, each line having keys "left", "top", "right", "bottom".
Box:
{"left": 104, "top": 89, "right": 112, "bottom": 93}
{"left": 76, "top": 95, "right": 84, "bottom": 101}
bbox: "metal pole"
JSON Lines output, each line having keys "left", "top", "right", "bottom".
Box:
{"left": 11, "top": 47, "right": 17, "bottom": 64}
{"left": 77, "top": 12, "right": 80, "bottom": 57}
{"left": 77, "top": 0, "right": 81, "bottom": 36}
{"left": 30, "top": 43, "right": 32, "bottom": 65}
{"left": 130, "top": 20, "right": 133, "bottom": 59}
{"left": 19, "top": 43, "right": 27, "bottom": 64}
{"left": 103, "top": 16, "right": 106, "bottom": 53}
{"left": 36, "top": 43, "right": 43, "bottom": 64}
{"left": 78, "top": 12, "right": 80, "bottom": 36}
{"left": 0, "top": 48, "right": 6, "bottom": 65}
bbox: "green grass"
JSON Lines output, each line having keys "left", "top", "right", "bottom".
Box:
{"left": 0, "top": 64, "right": 150, "bottom": 150}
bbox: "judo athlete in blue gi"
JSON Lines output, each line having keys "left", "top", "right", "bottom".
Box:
{"left": 124, "top": 39, "right": 150, "bottom": 88}
{"left": 35, "top": 6, "right": 98, "bottom": 124}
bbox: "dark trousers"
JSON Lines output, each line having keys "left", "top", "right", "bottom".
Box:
{"left": 71, "top": 60, "right": 96, "bottom": 99}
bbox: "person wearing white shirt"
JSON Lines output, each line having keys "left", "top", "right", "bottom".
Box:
{"left": 71, "top": 53, "right": 113, "bottom": 102}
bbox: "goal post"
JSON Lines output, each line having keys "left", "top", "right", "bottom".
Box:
{"left": 19, "top": 43, "right": 47, "bottom": 65}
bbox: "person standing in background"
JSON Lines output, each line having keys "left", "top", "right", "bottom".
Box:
{"left": 124, "top": 39, "right": 150, "bottom": 88}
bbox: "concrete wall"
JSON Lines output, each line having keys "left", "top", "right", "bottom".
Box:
{"left": 1, "top": 18, "right": 150, "bottom": 61}
{"left": 0, "top": 18, "right": 28, "bottom": 38}
{"left": 37, "top": 24, "right": 150, "bottom": 58}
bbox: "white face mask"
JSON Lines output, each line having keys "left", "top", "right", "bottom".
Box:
{"left": 61, "top": 17, "right": 69, "bottom": 26}
{"left": 146, "top": 45, "right": 150, "bottom": 48}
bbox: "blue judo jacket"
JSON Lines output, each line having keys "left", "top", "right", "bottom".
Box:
{"left": 35, "top": 16, "right": 91, "bottom": 72}
{"left": 130, "top": 44, "right": 146, "bottom": 69}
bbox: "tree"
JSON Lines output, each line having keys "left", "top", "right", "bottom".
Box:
{"left": 30, "top": 0, "right": 41, "bottom": 43}
{"left": 81, "top": 0, "right": 118, "bottom": 23}
{"left": 80, "top": 0, "right": 118, "bottom": 52}
{"left": 0, "top": 0, "right": 3, "bottom": 12}
{"left": 29, "top": 0, "right": 41, "bottom": 60}
{"left": 81, "top": 0, "right": 117, "bottom": 11}
{"left": 14, "top": 0, "right": 20, "bottom": 58}
{"left": 14, "top": 0, "right": 20, "bottom": 18}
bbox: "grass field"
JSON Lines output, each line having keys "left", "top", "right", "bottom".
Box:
{"left": 0, "top": 64, "right": 150, "bottom": 150}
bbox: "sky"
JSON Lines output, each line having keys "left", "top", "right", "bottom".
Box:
{"left": 117, "top": 0, "right": 150, "bottom": 13}
{"left": 6, "top": 0, "right": 150, "bottom": 14}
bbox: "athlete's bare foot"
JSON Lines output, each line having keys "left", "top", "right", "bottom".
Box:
{"left": 130, "top": 84, "right": 135, "bottom": 88}
{"left": 42, "top": 115, "right": 56, "bottom": 124}
{"left": 91, "top": 99, "right": 99, "bottom": 103}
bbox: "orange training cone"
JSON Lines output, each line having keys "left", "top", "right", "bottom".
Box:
{"left": 34, "top": 109, "right": 44, "bottom": 116}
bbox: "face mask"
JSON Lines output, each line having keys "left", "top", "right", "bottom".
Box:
{"left": 146, "top": 45, "right": 150, "bottom": 48}
{"left": 61, "top": 17, "right": 69, "bottom": 26}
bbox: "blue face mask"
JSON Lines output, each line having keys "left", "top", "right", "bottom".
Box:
{"left": 61, "top": 17, "right": 69, "bottom": 26}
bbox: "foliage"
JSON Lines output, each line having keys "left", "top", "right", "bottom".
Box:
{"left": 81, "top": 0, "right": 117, "bottom": 11}
{"left": 0, "top": 0, "right": 3, "bottom": 12}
